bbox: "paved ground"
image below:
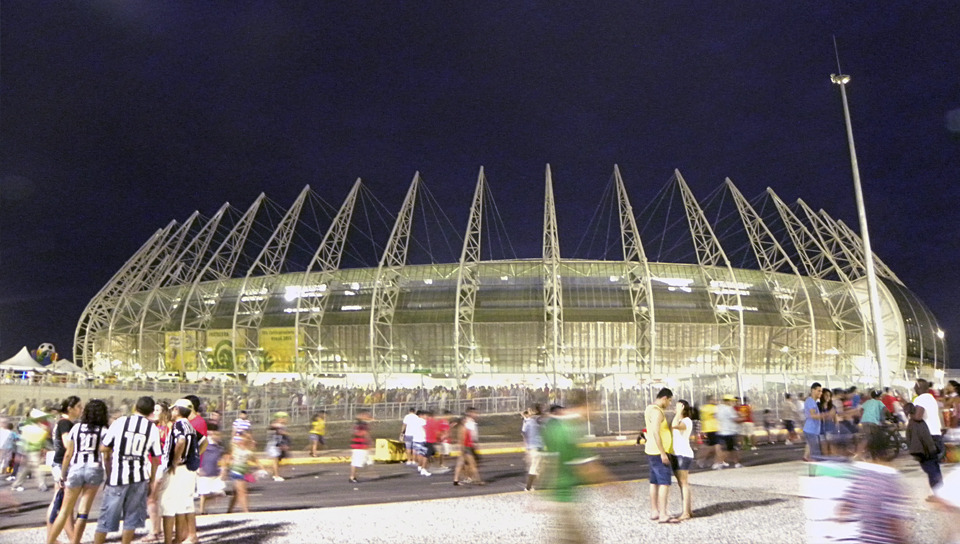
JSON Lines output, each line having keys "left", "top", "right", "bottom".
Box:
{"left": 2, "top": 440, "right": 957, "bottom": 543}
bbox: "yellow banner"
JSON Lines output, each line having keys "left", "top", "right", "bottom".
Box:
{"left": 164, "top": 331, "right": 197, "bottom": 372}
{"left": 259, "top": 327, "right": 296, "bottom": 372}
{"left": 206, "top": 329, "right": 234, "bottom": 372}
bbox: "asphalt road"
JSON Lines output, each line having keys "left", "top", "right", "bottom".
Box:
{"left": 0, "top": 442, "right": 805, "bottom": 533}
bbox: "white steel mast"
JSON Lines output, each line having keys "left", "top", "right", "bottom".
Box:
{"left": 831, "top": 71, "right": 888, "bottom": 388}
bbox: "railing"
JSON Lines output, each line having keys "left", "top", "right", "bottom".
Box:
{"left": 226, "top": 396, "right": 523, "bottom": 427}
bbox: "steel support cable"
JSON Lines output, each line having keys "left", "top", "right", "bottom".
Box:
{"left": 483, "top": 179, "right": 518, "bottom": 260}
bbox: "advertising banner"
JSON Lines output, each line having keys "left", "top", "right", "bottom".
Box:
{"left": 259, "top": 327, "right": 296, "bottom": 372}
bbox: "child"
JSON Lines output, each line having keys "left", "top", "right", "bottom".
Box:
{"left": 197, "top": 430, "right": 226, "bottom": 514}
{"left": 309, "top": 412, "right": 326, "bottom": 457}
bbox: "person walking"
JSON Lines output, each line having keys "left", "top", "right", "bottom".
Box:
{"left": 11, "top": 409, "right": 51, "bottom": 492}
{"left": 93, "top": 396, "right": 163, "bottom": 544}
{"left": 541, "top": 389, "right": 617, "bottom": 544}
{"left": 781, "top": 393, "right": 799, "bottom": 445}
{"left": 453, "top": 408, "right": 483, "bottom": 486}
{"left": 671, "top": 399, "right": 694, "bottom": 521}
{"left": 644, "top": 387, "right": 676, "bottom": 523}
{"left": 348, "top": 410, "right": 372, "bottom": 483}
{"left": 308, "top": 412, "right": 326, "bottom": 457}
{"left": 47, "top": 396, "right": 82, "bottom": 543}
{"left": 802, "top": 383, "right": 824, "bottom": 461}
{"left": 696, "top": 396, "right": 719, "bottom": 468}
{"left": 713, "top": 394, "right": 742, "bottom": 469}
{"left": 911, "top": 379, "right": 944, "bottom": 494}
{"left": 400, "top": 408, "right": 419, "bottom": 466}
{"left": 521, "top": 404, "right": 545, "bottom": 491}
{"left": 47, "top": 399, "right": 108, "bottom": 544}
{"left": 224, "top": 432, "right": 267, "bottom": 513}
{"left": 265, "top": 412, "right": 290, "bottom": 481}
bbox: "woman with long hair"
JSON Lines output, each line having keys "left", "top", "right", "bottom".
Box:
{"left": 225, "top": 432, "right": 267, "bottom": 513}
{"left": 145, "top": 401, "right": 172, "bottom": 542}
{"left": 47, "top": 399, "right": 108, "bottom": 544}
{"left": 47, "top": 396, "right": 82, "bottom": 543}
{"left": 819, "top": 389, "right": 837, "bottom": 456}
{"left": 671, "top": 399, "right": 694, "bottom": 521}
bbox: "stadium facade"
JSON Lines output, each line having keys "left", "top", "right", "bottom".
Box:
{"left": 74, "top": 167, "right": 946, "bottom": 390}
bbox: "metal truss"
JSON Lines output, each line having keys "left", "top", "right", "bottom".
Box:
{"left": 768, "top": 189, "right": 869, "bottom": 373}
{"left": 133, "top": 204, "right": 231, "bottom": 372}
{"left": 821, "top": 210, "right": 903, "bottom": 285}
{"left": 726, "top": 179, "right": 817, "bottom": 367}
{"left": 675, "top": 171, "right": 746, "bottom": 373}
{"left": 231, "top": 186, "right": 311, "bottom": 372}
{"left": 369, "top": 174, "right": 420, "bottom": 389}
{"left": 454, "top": 168, "right": 485, "bottom": 385}
{"left": 293, "top": 179, "right": 361, "bottom": 375}
{"left": 179, "top": 195, "right": 265, "bottom": 372}
{"left": 613, "top": 165, "right": 655, "bottom": 374}
{"left": 542, "top": 165, "right": 565, "bottom": 384}
{"left": 105, "top": 213, "right": 204, "bottom": 369}
{"left": 73, "top": 220, "right": 178, "bottom": 369}
{"left": 797, "top": 199, "right": 865, "bottom": 283}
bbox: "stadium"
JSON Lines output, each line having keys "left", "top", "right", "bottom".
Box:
{"left": 73, "top": 167, "right": 946, "bottom": 395}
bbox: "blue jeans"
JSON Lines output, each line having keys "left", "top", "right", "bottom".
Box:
{"left": 918, "top": 435, "right": 944, "bottom": 490}
{"left": 804, "top": 432, "right": 821, "bottom": 458}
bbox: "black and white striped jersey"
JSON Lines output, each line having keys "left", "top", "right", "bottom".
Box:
{"left": 102, "top": 414, "right": 162, "bottom": 486}
{"left": 162, "top": 418, "right": 200, "bottom": 471}
{"left": 66, "top": 423, "right": 108, "bottom": 466}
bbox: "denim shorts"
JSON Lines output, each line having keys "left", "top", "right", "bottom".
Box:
{"left": 97, "top": 480, "right": 150, "bottom": 533}
{"left": 648, "top": 454, "right": 673, "bottom": 485}
{"left": 65, "top": 463, "right": 105, "bottom": 488}
{"left": 670, "top": 454, "right": 693, "bottom": 472}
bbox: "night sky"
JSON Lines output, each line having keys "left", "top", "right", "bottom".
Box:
{"left": 2, "top": 3, "right": 958, "bottom": 366}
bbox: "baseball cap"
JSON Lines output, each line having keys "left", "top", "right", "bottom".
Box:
{"left": 172, "top": 399, "right": 193, "bottom": 410}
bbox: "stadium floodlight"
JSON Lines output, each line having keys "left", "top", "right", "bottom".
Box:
{"left": 832, "top": 69, "right": 888, "bottom": 389}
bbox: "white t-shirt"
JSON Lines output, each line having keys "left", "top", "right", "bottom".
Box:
{"left": 409, "top": 416, "right": 426, "bottom": 443}
{"left": 672, "top": 417, "right": 694, "bottom": 458}
{"left": 913, "top": 393, "right": 941, "bottom": 436}
{"left": 402, "top": 413, "right": 420, "bottom": 437}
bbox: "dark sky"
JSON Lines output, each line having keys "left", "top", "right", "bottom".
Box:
{"left": 2, "top": 3, "right": 958, "bottom": 366}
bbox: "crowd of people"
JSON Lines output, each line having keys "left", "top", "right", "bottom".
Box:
{"left": 1, "top": 377, "right": 957, "bottom": 543}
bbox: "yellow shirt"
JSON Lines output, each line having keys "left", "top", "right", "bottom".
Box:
{"left": 310, "top": 419, "right": 326, "bottom": 435}
{"left": 644, "top": 404, "right": 673, "bottom": 456}
{"left": 700, "top": 403, "right": 718, "bottom": 433}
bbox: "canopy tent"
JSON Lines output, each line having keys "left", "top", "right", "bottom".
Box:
{"left": 0, "top": 346, "right": 48, "bottom": 371}
{"left": 48, "top": 359, "right": 88, "bottom": 375}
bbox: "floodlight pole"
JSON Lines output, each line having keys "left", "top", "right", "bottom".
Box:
{"left": 831, "top": 73, "right": 887, "bottom": 389}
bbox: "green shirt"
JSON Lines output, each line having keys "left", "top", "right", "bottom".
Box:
{"left": 860, "top": 398, "right": 885, "bottom": 425}
{"left": 542, "top": 414, "right": 596, "bottom": 503}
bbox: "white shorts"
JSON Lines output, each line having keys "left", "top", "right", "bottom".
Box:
{"left": 350, "top": 449, "right": 368, "bottom": 468}
{"left": 159, "top": 469, "right": 197, "bottom": 516}
{"left": 526, "top": 449, "right": 543, "bottom": 476}
{"left": 196, "top": 476, "right": 225, "bottom": 496}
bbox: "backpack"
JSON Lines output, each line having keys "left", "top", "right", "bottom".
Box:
{"left": 168, "top": 420, "right": 202, "bottom": 471}
{"left": 184, "top": 433, "right": 202, "bottom": 471}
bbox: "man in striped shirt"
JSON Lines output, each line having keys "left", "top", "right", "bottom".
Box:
{"left": 160, "top": 399, "right": 207, "bottom": 544}
{"left": 94, "top": 396, "right": 162, "bottom": 544}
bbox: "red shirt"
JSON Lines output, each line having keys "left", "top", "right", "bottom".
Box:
{"left": 439, "top": 419, "right": 450, "bottom": 443}
{"left": 881, "top": 394, "right": 897, "bottom": 414}
{"left": 424, "top": 418, "right": 440, "bottom": 443}
{"left": 189, "top": 415, "right": 208, "bottom": 437}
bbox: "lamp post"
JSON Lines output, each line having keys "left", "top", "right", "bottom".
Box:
{"left": 831, "top": 73, "right": 888, "bottom": 389}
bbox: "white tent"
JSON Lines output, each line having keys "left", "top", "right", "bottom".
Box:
{"left": 48, "top": 359, "right": 88, "bottom": 375}
{"left": 0, "top": 346, "right": 48, "bottom": 372}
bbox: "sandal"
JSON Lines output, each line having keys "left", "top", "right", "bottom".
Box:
{"left": 143, "top": 533, "right": 163, "bottom": 543}
{"left": 658, "top": 517, "right": 681, "bottom": 524}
